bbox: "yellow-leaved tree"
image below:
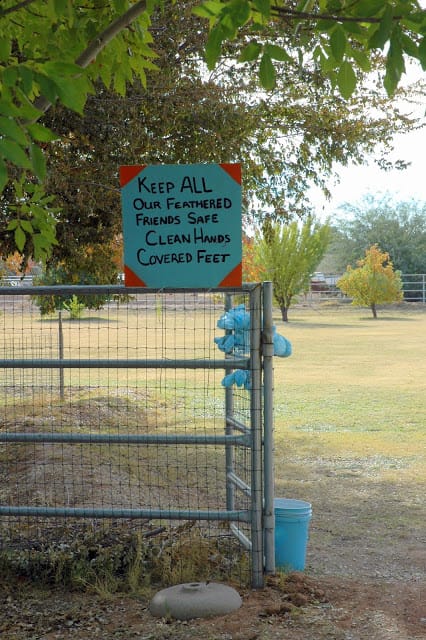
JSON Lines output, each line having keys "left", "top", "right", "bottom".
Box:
{"left": 337, "top": 245, "right": 403, "bottom": 318}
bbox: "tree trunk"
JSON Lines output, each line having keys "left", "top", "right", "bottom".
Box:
{"left": 280, "top": 305, "right": 289, "bottom": 322}
{"left": 371, "top": 303, "right": 378, "bottom": 318}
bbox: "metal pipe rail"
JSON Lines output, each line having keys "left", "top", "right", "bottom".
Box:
{"left": 0, "top": 506, "right": 251, "bottom": 522}
{"left": 0, "top": 357, "right": 250, "bottom": 370}
{"left": 0, "top": 432, "right": 251, "bottom": 447}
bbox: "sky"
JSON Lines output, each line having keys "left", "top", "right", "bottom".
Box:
{"left": 309, "top": 63, "right": 426, "bottom": 222}
{"left": 310, "top": 125, "right": 426, "bottom": 221}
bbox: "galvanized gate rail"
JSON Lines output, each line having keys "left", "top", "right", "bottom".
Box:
{"left": 0, "top": 282, "right": 275, "bottom": 587}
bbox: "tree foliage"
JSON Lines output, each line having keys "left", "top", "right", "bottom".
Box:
{"left": 197, "top": 0, "right": 426, "bottom": 96}
{"left": 326, "top": 194, "right": 426, "bottom": 274}
{"left": 253, "top": 217, "right": 331, "bottom": 321}
{"left": 337, "top": 243, "right": 403, "bottom": 317}
{"left": 1, "top": 2, "right": 418, "bottom": 277}
{"left": 0, "top": 0, "right": 424, "bottom": 264}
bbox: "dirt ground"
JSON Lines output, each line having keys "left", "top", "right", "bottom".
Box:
{"left": 1, "top": 504, "right": 425, "bottom": 640}
{"left": 0, "top": 571, "right": 425, "bottom": 640}
{"left": 1, "top": 423, "right": 425, "bottom": 640}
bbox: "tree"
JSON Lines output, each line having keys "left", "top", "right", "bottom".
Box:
{"left": 326, "top": 194, "right": 426, "bottom": 274}
{"left": 1, "top": 2, "right": 417, "bottom": 276}
{"left": 242, "top": 234, "right": 263, "bottom": 282}
{"left": 337, "top": 244, "right": 403, "bottom": 318}
{"left": 253, "top": 217, "right": 331, "bottom": 321}
{"left": 0, "top": 1, "right": 425, "bottom": 260}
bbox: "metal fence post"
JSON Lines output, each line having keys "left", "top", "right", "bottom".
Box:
{"left": 224, "top": 292, "right": 235, "bottom": 512}
{"left": 262, "top": 282, "right": 275, "bottom": 575}
{"left": 250, "top": 284, "right": 264, "bottom": 588}
{"left": 58, "top": 310, "right": 64, "bottom": 400}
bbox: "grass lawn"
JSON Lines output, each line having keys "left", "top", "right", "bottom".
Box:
{"left": 270, "top": 302, "right": 425, "bottom": 577}
{"left": 272, "top": 303, "right": 425, "bottom": 475}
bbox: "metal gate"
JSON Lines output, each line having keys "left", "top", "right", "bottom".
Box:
{"left": 0, "top": 282, "right": 275, "bottom": 588}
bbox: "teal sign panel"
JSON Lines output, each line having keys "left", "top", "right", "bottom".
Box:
{"left": 120, "top": 163, "right": 242, "bottom": 288}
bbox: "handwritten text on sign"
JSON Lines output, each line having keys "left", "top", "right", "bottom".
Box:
{"left": 120, "top": 164, "right": 242, "bottom": 288}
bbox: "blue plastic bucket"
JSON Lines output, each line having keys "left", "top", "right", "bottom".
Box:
{"left": 274, "top": 498, "right": 312, "bottom": 572}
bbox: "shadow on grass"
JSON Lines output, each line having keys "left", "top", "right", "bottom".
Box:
{"left": 274, "top": 319, "right": 361, "bottom": 329}
{"left": 38, "top": 317, "right": 118, "bottom": 324}
{"left": 358, "top": 316, "right": 417, "bottom": 322}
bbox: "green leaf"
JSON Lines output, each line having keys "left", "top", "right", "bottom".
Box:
{"left": 400, "top": 33, "right": 418, "bottom": 58}
{"left": 368, "top": 5, "right": 394, "bottom": 50}
{"left": 43, "top": 61, "right": 84, "bottom": 76}
{"left": 0, "top": 139, "right": 31, "bottom": 170}
{"left": 353, "top": 0, "right": 386, "bottom": 18}
{"left": 18, "top": 66, "right": 34, "bottom": 95}
{"left": 98, "top": 61, "right": 112, "bottom": 89}
{"left": 264, "top": 43, "right": 292, "bottom": 63}
{"left": 112, "top": 72, "right": 126, "bottom": 97}
{"left": 2, "top": 66, "right": 18, "bottom": 87}
{"left": 259, "top": 52, "right": 275, "bottom": 90}
{"left": 419, "top": 36, "right": 426, "bottom": 70}
{"left": 384, "top": 29, "right": 405, "bottom": 96}
{"left": 205, "top": 25, "right": 225, "bottom": 69}
{"left": 14, "top": 226, "right": 26, "bottom": 252}
{"left": 252, "top": 0, "right": 270, "bottom": 17}
{"left": 0, "top": 38, "right": 11, "bottom": 62}
{"left": 26, "top": 123, "right": 59, "bottom": 143}
{"left": 226, "top": 0, "right": 250, "bottom": 28}
{"left": 326, "top": 0, "right": 342, "bottom": 10}
{"left": 239, "top": 41, "right": 262, "bottom": 62}
{"left": 20, "top": 220, "right": 34, "bottom": 233}
{"left": 192, "top": 2, "right": 223, "bottom": 20}
{"left": 0, "top": 101, "right": 19, "bottom": 117}
{"left": 388, "top": 28, "right": 405, "bottom": 76}
{"left": 337, "top": 60, "right": 357, "bottom": 99}
{"left": 35, "top": 73, "right": 59, "bottom": 104}
{"left": 316, "top": 19, "right": 336, "bottom": 32}
{"left": 54, "top": 0, "right": 68, "bottom": 15}
{"left": 30, "top": 143, "right": 47, "bottom": 181}
{"left": 0, "top": 160, "right": 7, "bottom": 192}
{"left": 13, "top": 87, "right": 45, "bottom": 121}
{"left": 33, "top": 234, "right": 53, "bottom": 261}
{"left": 318, "top": 50, "right": 336, "bottom": 74}
{"left": 342, "top": 21, "right": 365, "bottom": 36}
{"left": 52, "top": 76, "right": 89, "bottom": 114}
{"left": 350, "top": 48, "right": 372, "bottom": 72}
{"left": 330, "top": 25, "right": 347, "bottom": 62}
{"left": 0, "top": 117, "right": 28, "bottom": 146}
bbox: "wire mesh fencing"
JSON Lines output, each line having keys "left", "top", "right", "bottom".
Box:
{"left": 0, "top": 285, "right": 273, "bottom": 589}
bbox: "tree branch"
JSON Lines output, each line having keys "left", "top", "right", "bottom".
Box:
{"left": 0, "top": 0, "right": 37, "bottom": 18}
{"left": 33, "top": 0, "right": 148, "bottom": 114}
{"left": 270, "top": 5, "right": 402, "bottom": 24}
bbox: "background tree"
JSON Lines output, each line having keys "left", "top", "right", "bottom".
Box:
{"left": 253, "top": 217, "right": 331, "bottom": 321}
{"left": 242, "top": 234, "right": 263, "bottom": 282}
{"left": 0, "top": 0, "right": 425, "bottom": 261}
{"left": 337, "top": 244, "right": 403, "bottom": 318}
{"left": 324, "top": 194, "right": 426, "bottom": 274}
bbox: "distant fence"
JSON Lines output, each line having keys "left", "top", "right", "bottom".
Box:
{"left": 308, "top": 273, "right": 426, "bottom": 303}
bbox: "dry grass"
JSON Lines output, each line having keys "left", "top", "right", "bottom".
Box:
{"left": 270, "top": 302, "right": 426, "bottom": 579}
{"left": 1, "top": 299, "right": 425, "bottom": 585}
